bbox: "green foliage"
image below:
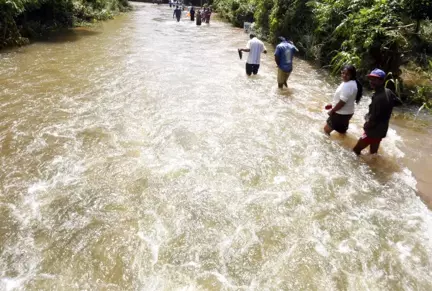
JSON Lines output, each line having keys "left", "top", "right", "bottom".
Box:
{"left": 407, "top": 60, "right": 432, "bottom": 108}
{"left": 402, "top": 0, "right": 432, "bottom": 32}
{"left": 213, "top": 0, "right": 432, "bottom": 104}
{"left": 213, "top": 0, "right": 254, "bottom": 27}
{"left": 410, "top": 86, "right": 432, "bottom": 110}
{"left": 0, "top": 0, "right": 130, "bottom": 49}
{"left": 330, "top": 51, "right": 360, "bottom": 75}
{"left": 385, "top": 72, "right": 403, "bottom": 98}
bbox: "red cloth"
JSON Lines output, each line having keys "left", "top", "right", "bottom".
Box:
{"left": 361, "top": 132, "right": 382, "bottom": 144}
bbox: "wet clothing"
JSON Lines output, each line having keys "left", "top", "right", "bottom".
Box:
{"left": 332, "top": 80, "right": 358, "bottom": 115}
{"left": 246, "top": 37, "right": 266, "bottom": 65}
{"left": 275, "top": 41, "right": 297, "bottom": 73}
{"left": 196, "top": 12, "right": 202, "bottom": 25}
{"left": 326, "top": 80, "right": 358, "bottom": 134}
{"left": 360, "top": 132, "right": 382, "bottom": 144}
{"left": 205, "top": 10, "right": 211, "bottom": 23}
{"left": 190, "top": 8, "right": 195, "bottom": 21}
{"left": 244, "top": 37, "right": 266, "bottom": 76}
{"left": 326, "top": 113, "right": 353, "bottom": 134}
{"left": 246, "top": 63, "right": 260, "bottom": 75}
{"left": 173, "top": 8, "right": 182, "bottom": 22}
{"left": 363, "top": 88, "right": 395, "bottom": 139}
{"left": 277, "top": 69, "right": 291, "bottom": 85}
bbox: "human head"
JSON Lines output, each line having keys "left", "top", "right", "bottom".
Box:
{"left": 341, "top": 65, "right": 357, "bottom": 82}
{"left": 367, "top": 68, "right": 386, "bottom": 89}
{"left": 250, "top": 34, "right": 256, "bottom": 39}
{"left": 278, "top": 36, "right": 286, "bottom": 43}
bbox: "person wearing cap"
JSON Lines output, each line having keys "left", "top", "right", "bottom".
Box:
{"left": 238, "top": 34, "right": 267, "bottom": 76}
{"left": 353, "top": 68, "right": 396, "bottom": 155}
{"left": 274, "top": 37, "right": 299, "bottom": 88}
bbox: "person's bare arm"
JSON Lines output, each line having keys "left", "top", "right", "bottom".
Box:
{"left": 275, "top": 55, "right": 280, "bottom": 66}
{"left": 328, "top": 100, "right": 346, "bottom": 115}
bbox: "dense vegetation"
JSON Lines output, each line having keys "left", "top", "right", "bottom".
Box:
{"left": 0, "top": 0, "right": 130, "bottom": 49}
{"left": 212, "top": 0, "right": 432, "bottom": 107}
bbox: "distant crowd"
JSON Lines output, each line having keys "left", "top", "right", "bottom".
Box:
{"left": 171, "top": 2, "right": 212, "bottom": 25}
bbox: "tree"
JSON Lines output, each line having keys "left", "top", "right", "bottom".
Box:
{"left": 403, "top": 0, "right": 432, "bottom": 32}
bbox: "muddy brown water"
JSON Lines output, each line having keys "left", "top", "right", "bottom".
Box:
{"left": 1, "top": 3, "right": 431, "bottom": 290}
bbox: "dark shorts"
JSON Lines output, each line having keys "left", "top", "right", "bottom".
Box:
{"left": 246, "top": 63, "right": 260, "bottom": 75}
{"left": 326, "top": 113, "right": 353, "bottom": 134}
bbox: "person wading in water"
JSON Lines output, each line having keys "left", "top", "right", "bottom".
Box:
{"left": 196, "top": 9, "right": 202, "bottom": 26}
{"left": 353, "top": 69, "right": 396, "bottom": 155}
{"left": 324, "top": 65, "right": 363, "bottom": 135}
{"left": 190, "top": 6, "right": 195, "bottom": 21}
{"left": 238, "top": 34, "right": 267, "bottom": 76}
{"left": 173, "top": 6, "right": 182, "bottom": 22}
{"left": 274, "top": 37, "right": 298, "bottom": 89}
{"left": 205, "top": 8, "right": 212, "bottom": 24}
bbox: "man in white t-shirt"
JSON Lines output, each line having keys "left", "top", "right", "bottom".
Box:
{"left": 238, "top": 34, "right": 267, "bottom": 76}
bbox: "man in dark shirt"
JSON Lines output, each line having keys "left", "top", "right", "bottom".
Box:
{"left": 190, "top": 6, "right": 195, "bottom": 21}
{"left": 353, "top": 69, "right": 395, "bottom": 155}
{"left": 173, "top": 6, "right": 182, "bottom": 22}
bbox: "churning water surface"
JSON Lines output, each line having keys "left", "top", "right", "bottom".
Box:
{"left": 1, "top": 3, "right": 431, "bottom": 291}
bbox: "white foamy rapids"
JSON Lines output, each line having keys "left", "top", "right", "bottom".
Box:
{"left": 0, "top": 3, "right": 431, "bottom": 290}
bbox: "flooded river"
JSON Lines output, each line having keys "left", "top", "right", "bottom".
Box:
{"left": 1, "top": 3, "right": 432, "bottom": 290}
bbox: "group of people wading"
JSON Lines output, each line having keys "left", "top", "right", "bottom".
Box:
{"left": 238, "top": 34, "right": 396, "bottom": 156}
{"left": 173, "top": 5, "right": 211, "bottom": 25}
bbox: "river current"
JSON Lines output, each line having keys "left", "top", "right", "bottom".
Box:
{"left": 1, "top": 3, "right": 431, "bottom": 290}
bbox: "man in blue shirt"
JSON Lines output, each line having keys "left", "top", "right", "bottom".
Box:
{"left": 274, "top": 37, "right": 298, "bottom": 88}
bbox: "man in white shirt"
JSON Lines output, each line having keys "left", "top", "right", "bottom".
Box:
{"left": 238, "top": 34, "right": 267, "bottom": 76}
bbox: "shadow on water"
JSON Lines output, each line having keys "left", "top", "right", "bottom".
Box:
{"left": 34, "top": 27, "right": 102, "bottom": 44}
{"left": 276, "top": 88, "right": 295, "bottom": 103}
{"left": 0, "top": 28, "right": 102, "bottom": 55}
{"left": 152, "top": 17, "right": 166, "bottom": 22}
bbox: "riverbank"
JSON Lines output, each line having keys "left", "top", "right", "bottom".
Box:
{"left": 0, "top": 0, "right": 131, "bottom": 50}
